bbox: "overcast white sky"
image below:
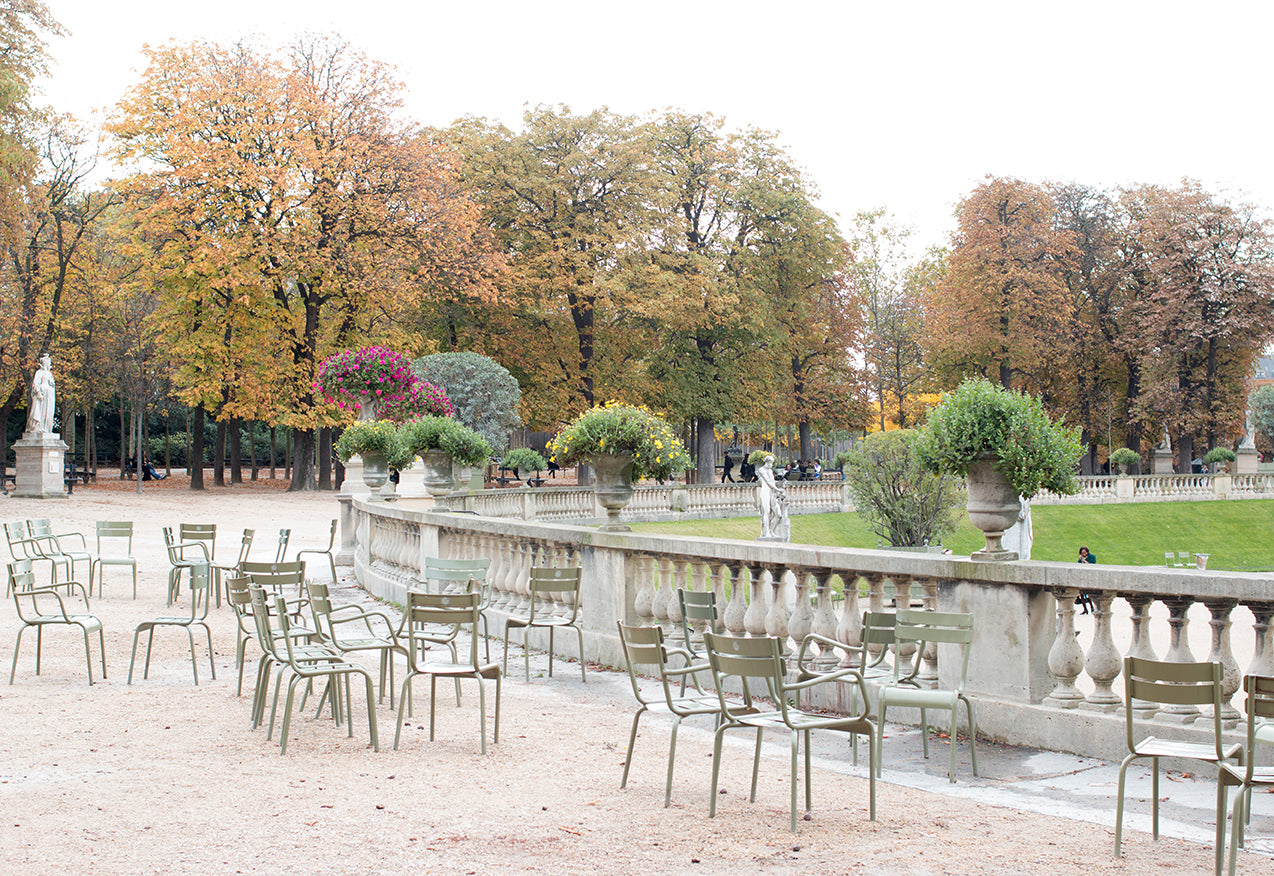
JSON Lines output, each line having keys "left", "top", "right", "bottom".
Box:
{"left": 39, "top": 0, "right": 1274, "bottom": 254}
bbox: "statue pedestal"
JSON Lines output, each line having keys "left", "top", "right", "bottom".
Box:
{"left": 335, "top": 455, "right": 369, "bottom": 566}
{"left": 1237, "top": 446, "right": 1259, "bottom": 474}
{"left": 12, "top": 432, "right": 68, "bottom": 498}
{"left": 1152, "top": 448, "right": 1175, "bottom": 474}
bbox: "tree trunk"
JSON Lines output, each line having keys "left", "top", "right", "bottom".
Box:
{"left": 134, "top": 408, "right": 144, "bottom": 495}
{"left": 249, "top": 421, "right": 258, "bottom": 481}
{"left": 214, "top": 420, "right": 226, "bottom": 487}
{"left": 798, "top": 421, "right": 812, "bottom": 463}
{"left": 317, "top": 426, "right": 332, "bottom": 490}
{"left": 269, "top": 426, "right": 276, "bottom": 479}
{"left": 289, "top": 427, "right": 317, "bottom": 491}
{"left": 694, "top": 418, "right": 715, "bottom": 485}
{"left": 1177, "top": 430, "right": 1194, "bottom": 475}
{"left": 190, "top": 405, "right": 205, "bottom": 490}
{"left": 164, "top": 415, "right": 172, "bottom": 477}
{"left": 118, "top": 402, "right": 127, "bottom": 477}
{"left": 230, "top": 416, "right": 243, "bottom": 484}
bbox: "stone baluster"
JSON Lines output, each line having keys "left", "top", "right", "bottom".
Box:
{"left": 1159, "top": 597, "right": 1200, "bottom": 724}
{"left": 743, "top": 564, "right": 768, "bottom": 637}
{"left": 1123, "top": 593, "right": 1159, "bottom": 718}
{"left": 632, "top": 555, "right": 655, "bottom": 625}
{"left": 513, "top": 541, "right": 533, "bottom": 613}
{"left": 787, "top": 568, "right": 814, "bottom": 649}
{"left": 1203, "top": 598, "right": 1241, "bottom": 727}
{"left": 892, "top": 576, "right": 918, "bottom": 666}
{"left": 1044, "top": 588, "right": 1085, "bottom": 709}
{"left": 836, "top": 573, "right": 862, "bottom": 668}
{"left": 1248, "top": 602, "right": 1274, "bottom": 677}
{"left": 667, "top": 559, "right": 688, "bottom": 630}
{"left": 650, "top": 557, "right": 671, "bottom": 632}
{"left": 764, "top": 566, "right": 792, "bottom": 653}
{"left": 810, "top": 569, "right": 840, "bottom": 671}
{"left": 919, "top": 577, "right": 940, "bottom": 682}
{"left": 866, "top": 574, "right": 887, "bottom": 614}
{"left": 711, "top": 564, "right": 728, "bottom": 631}
{"left": 1080, "top": 592, "right": 1121, "bottom": 712}
{"left": 723, "top": 561, "right": 748, "bottom": 634}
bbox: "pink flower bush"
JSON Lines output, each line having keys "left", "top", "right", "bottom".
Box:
{"left": 315, "top": 346, "right": 453, "bottom": 421}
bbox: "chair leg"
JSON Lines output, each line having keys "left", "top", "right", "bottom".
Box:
{"left": 1114, "top": 753, "right": 1136, "bottom": 855}
{"left": 492, "top": 673, "right": 501, "bottom": 744}
{"left": 964, "top": 696, "right": 979, "bottom": 777}
{"left": 575, "top": 626, "right": 586, "bottom": 683}
{"left": 621, "top": 707, "right": 645, "bottom": 790}
{"left": 1151, "top": 756, "right": 1160, "bottom": 839}
{"left": 10, "top": 626, "right": 27, "bottom": 684}
{"left": 790, "top": 729, "right": 800, "bottom": 833}
{"left": 803, "top": 728, "right": 812, "bottom": 814}
{"left": 664, "top": 714, "right": 681, "bottom": 807}
{"left": 749, "top": 727, "right": 763, "bottom": 803}
{"left": 547, "top": 627, "right": 555, "bottom": 678}
{"left": 394, "top": 673, "right": 414, "bottom": 750}
{"left": 949, "top": 706, "right": 958, "bottom": 782}
{"left": 477, "top": 676, "right": 488, "bottom": 755}
{"left": 709, "top": 725, "right": 727, "bottom": 818}
{"left": 127, "top": 627, "right": 144, "bottom": 684}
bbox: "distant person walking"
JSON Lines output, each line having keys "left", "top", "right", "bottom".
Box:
{"left": 1076, "top": 546, "right": 1096, "bottom": 615}
{"left": 721, "top": 453, "right": 736, "bottom": 483}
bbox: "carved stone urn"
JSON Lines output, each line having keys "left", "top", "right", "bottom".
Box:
{"left": 591, "top": 453, "right": 635, "bottom": 532}
{"left": 966, "top": 455, "right": 1020, "bottom": 561}
{"left": 420, "top": 449, "right": 456, "bottom": 498}
{"left": 361, "top": 451, "right": 390, "bottom": 499}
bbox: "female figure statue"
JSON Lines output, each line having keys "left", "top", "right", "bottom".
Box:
{"left": 25, "top": 354, "right": 56, "bottom": 437}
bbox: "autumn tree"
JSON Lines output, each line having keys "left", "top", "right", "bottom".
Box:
{"left": 1124, "top": 182, "right": 1274, "bottom": 468}
{"left": 441, "top": 107, "right": 658, "bottom": 431}
{"left": 0, "top": 118, "right": 116, "bottom": 457}
{"left": 850, "top": 210, "right": 929, "bottom": 430}
{"left": 925, "top": 176, "right": 1076, "bottom": 394}
{"left": 110, "top": 36, "right": 496, "bottom": 490}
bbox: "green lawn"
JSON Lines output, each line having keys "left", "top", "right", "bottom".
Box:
{"left": 629, "top": 500, "right": 1274, "bottom": 571}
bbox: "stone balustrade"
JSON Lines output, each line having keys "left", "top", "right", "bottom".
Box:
{"left": 351, "top": 496, "right": 1274, "bottom": 762}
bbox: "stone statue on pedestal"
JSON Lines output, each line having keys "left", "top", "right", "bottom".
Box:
{"left": 756, "top": 455, "right": 791, "bottom": 541}
{"left": 25, "top": 354, "right": 56, "bottom": 437}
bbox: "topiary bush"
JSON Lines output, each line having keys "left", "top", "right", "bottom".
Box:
{"left": 412, "top": 352, "right": 522, "bottom": 450}
{"left": 1109, "top": 447, "right": 1140, "bottom": 474}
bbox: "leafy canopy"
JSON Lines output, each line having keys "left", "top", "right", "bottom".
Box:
{"left": 916, "top": 377, "right": 1082, "bottom": 498}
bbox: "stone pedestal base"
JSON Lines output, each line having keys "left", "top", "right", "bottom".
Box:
{"left": 1237, "top": 446, "right": 1258, "bottom": 474}
{"left": 12, "top": 433, "right": 68, "bottom": 498}
{"left": 1152, "top": 448, "right": 1174, "bottom": 474}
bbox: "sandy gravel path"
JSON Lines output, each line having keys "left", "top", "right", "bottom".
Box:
{"left": 0, "top": 480, "right": 1256, "bottom": 874}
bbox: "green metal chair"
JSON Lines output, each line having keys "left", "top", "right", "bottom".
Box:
{"left": 245, "top": 584, "right": 331, "bottom": 736}
{"left": 297, "top": 519, "right": 338, "bottom": 583}
{"left": 273, "top": 528, "right": 291, "bottom": 564}
{"left": 8, "top": 559, "right": 106, "bottom": 685}
{"left": 307, "top": 580, "right": 399, "bottom": 706}
{"left": 676, "top": 588, "right": 719, "bottom": 694}
{"left": 394, "top": 590, "right": 501, "bottom": 754}
{"left": 418, "top": 557, "right": 493, "bottom": 659}
{"left": 127, "top": 560, "right": 215, "bottom": 685}
{"left": 91, "top": 521, "right": 138, "bottom": 599}
{"left": 1218, "top": 674, "right": 1274, "bottom": 875}
{"left": 1114, "top": 656, "right": 1242, "bottom": 873}
{"left": 617, "top": 621, "right": 720, "bottom": 807}
{"left": 273, "top": 594, "right": 378, "bottom": 755}
{"left": 28, "top": 518, "right": 92, "bottom": 584}
{"left": 503, "top": 566, "right": 585, "bottom": 683}
{"left": 209, "top": 528, "right": 255, "bottom": 608}
{"left": 179, "top": 523, "right": 217, "bottom": 562}
{"left": 225, "top": 574, "right": 259, "bottom": 697}
{"left": 162, "top": 526, "right": 211, "bottom": 606}
{"left": 875, "top": 609, "right": 977, "bottom": 783}
{"left": 704, "top": 631, "right": 876, "bottom": 832}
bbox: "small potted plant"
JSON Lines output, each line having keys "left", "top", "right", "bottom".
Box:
{"left": 400, "top": 415, "right": 493, "bottom": 497}
{"left": 917, "top": 377, "right": 1081, "bottom": 560}
{"left": 1204, "top": 447, "right": 1237, "bottom": 474}
{"left": 1109, "top": 447, "right": 1140, "bottom": 476}
{"left": 502, "top": 448, "right": 547, "bottom": 485}
{"left": 549, "top": 402, "right": 692, "bottom": 530}
{"left": 334, "top": 420, "right": 412, "bottom": 498}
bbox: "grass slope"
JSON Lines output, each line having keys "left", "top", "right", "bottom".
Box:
{"left": 630, "top": 500, "right": 1274, "bottom": 571}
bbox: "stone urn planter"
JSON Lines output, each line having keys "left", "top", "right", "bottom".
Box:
{"left": 591, "top": 453, "right": 635, "bottom": 532}
{"left": 966, "top": 456, "right": 1021, "bottom": 561}
{"left": 361, "top": 450, "right": 390, "bottom": 498}
{"left": 420, "top": 449, "right": 456, "bottom": 498}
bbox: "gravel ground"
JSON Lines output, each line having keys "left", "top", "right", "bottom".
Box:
{"left": 0, "top": 480, "right": 1257, "bottom": 874}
